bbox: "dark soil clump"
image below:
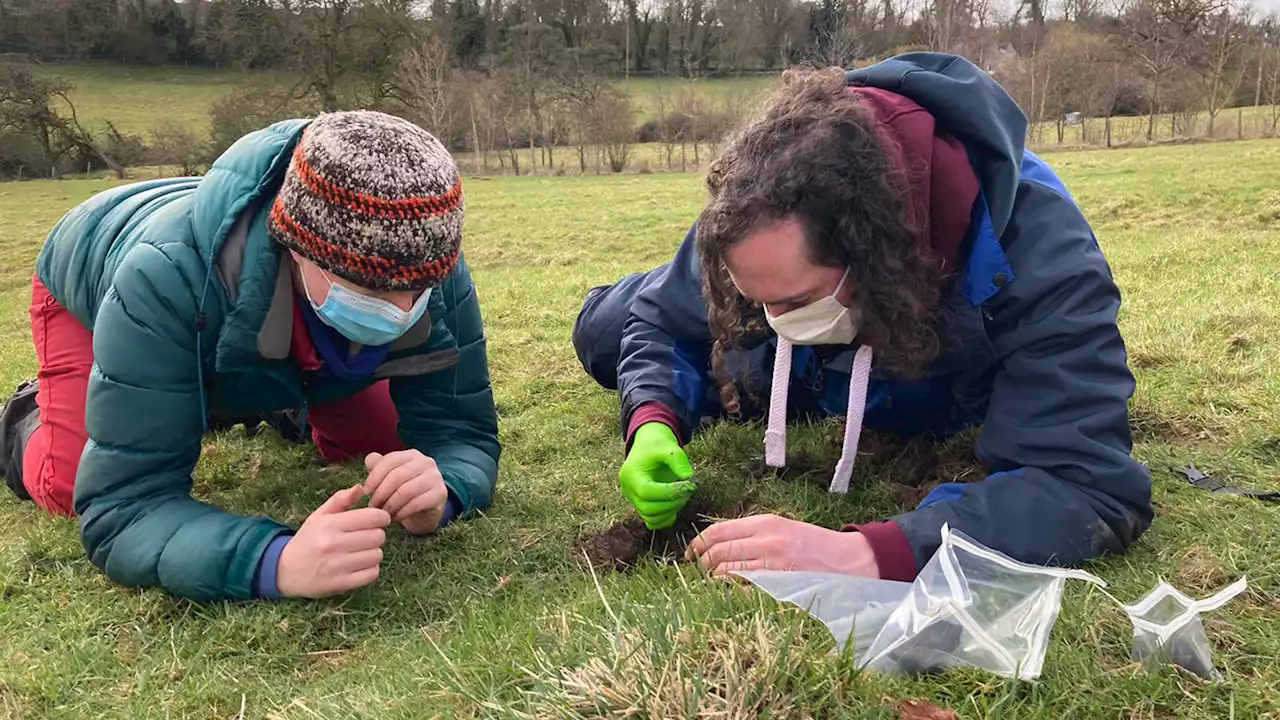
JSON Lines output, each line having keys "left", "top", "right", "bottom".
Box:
{"left": 752, "top": 429, "right": 985, "bottom": 507}
{"left": 746, "top": 445, "right": 838, "bottom": 484}
{"left": 576, "top": 497, "right": 759, "bottom": 572}
{"left": 869, "top": 432, "right": 986, "bottom": 507}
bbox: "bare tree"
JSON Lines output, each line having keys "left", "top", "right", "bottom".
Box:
{"left": 1019, "top": 0, "right": 1046, "bottom": 27}
{"left": 660, "top": 0, "right": 717, "bottom": 75}
{"left": 649, "top": 77, "right": 680, "bottom": 169}
{"left": 501, "top": 21, "right": 567, "bottom": 172}
{"left": 394, "top": 35, "right": 460, "bottom": 140}
{"left": 1262, "top": 17, "right": 1280, "bottom": 133}
{"left": 627, "top": 0, "right": 657, "bottom": 74}
{"left": 553, "top": 41, "right": 619, "bottom": 171}
{"left": 278, "top": 0, "right": 412, "bottom": 112}
{"left": 0, "top": 63, "right": 122, "bottom": 178}
{"left": 715, "top": 0, "right": 761, "bottom": 71}
{"left": 1035, "top": 25, "right": 1124, "bottom": 143}
{"left": 754, "top": 0, "right": 798, "bottom": 69}
{"left": 279, "top": 0, "right": 355, "bottom": 111}
{"left": 924, "top": 0, "right": 985, "bottom": 56}
{"left": 1197, "top": 2, "right": 1251, "bottom": 137}
{"left": 1062, "top": 0, "right": 1104, "bottom": 22}
{"left": 808, "top": 0, "right": 882, "bottom": 69}
{"left": 1120, "top": 0, "right": 1223, "bottom": 140}
{"left": 587, "top": 89, "right": 634, "bottom": 172}
{"left": 489, "top": 68, "right": 526, "bottom": 175}
{"left": 150, "top": 119, "right": 213, "bottom": 176}
{"left": 456, "top": 70, "right": 497, "bottom": 172}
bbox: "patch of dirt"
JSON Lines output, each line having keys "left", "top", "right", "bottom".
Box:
{"left": 1228, "top": 333, "right": 1253, "bottom": 352}
{"left": 1129, "top": 405, "right": 1213, "bottom": 442}
{"left": 898, "top": 699, "right": 960, "bottom": 720}
{"left": 576, "top": 497, "right": 760, "bottom": 572}
{"left": 1129, "top": 347, "right": 1178, "bottom": 370}
{"left": 1171, "top": 545, "right": 1232, "bottom": 596}
{"left": 751, "top": 430, "right": 985, "bottom": 508}
{"left": 745, "top": 445, "right": 838, "bottom": 484}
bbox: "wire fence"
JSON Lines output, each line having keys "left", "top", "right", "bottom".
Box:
{"left": 1028, "top": 106, "right": 1280, "bottom": 149}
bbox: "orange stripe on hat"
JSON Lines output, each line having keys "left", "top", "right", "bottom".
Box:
{"left": 289, "top": 143, "right": 463, "bottom": 220}
{"left": 269, "top": 200, "right": 459, "bottom": 285}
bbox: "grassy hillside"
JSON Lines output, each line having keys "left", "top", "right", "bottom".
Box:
{"left": 41, "top": 63, "right": 252, "bottom": 138}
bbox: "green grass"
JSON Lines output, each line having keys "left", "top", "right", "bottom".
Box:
{"left": 2, "top": 141, "right": 1280, "bottom": 718}
{"left": 36, "top": 62, "right": 775, "bottom": 137}
{"left": 38, "top": 63, "right": 252, "bottom": 138}
{"left": 622, "top": 74, "right": 778, "bottom": 120}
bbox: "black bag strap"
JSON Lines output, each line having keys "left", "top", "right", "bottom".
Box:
{"left": 1180, "top": 464, "right": 1280, "bottom": 502}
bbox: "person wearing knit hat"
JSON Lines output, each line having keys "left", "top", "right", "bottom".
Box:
{"left": 0, "top": 111, "right": 500, "bottom": 603}
{"left": 573, "top": 56, "right": 1151, "bottom": 583}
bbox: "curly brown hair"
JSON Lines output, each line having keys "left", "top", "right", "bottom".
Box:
{"left": 696, "top": 67, "right": 945, "bottom": 416}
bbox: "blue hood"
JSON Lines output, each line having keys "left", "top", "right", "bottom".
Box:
{"left": 848, "top": 53, "right": 1029, "bottom": 237}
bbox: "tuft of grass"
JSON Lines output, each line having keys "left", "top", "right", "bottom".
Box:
{"left": 1, "top": 141, "right": 1280, "bottom": 717}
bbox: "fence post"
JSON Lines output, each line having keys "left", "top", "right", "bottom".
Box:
{"left": 1106, "top": 116, "right": 1112, "bottom": 148}
{"left": 1238, "top": 107, "right": 1244, "bottom": 140}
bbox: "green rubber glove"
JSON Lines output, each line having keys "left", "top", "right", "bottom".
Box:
{"left": 620, "top": 422, "right": 697, "bottom": 530}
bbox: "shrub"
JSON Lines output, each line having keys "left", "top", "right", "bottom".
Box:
{"left": 209, "top": 83, "right": 316, "bottom": 156}
{"left": 150, "top": 120, "right": 213, "bottom": 176}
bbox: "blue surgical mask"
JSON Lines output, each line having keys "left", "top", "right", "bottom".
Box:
{"left": 301, "top": 270, "right": 431, "bottom": 347}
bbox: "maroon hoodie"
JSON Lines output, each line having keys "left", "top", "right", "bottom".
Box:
{"left": 630, "top": 86, "right": 982, "bottom": 582}
{"left": 838, "top": 86, "right": 981, "bottom": 582}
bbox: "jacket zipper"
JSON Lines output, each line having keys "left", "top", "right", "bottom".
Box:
{"left": 298, "top": 376, "right": 311, "bottom": 439}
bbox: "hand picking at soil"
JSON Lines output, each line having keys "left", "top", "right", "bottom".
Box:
{"left": 365, "top": 450, "right": 451, "bottom": 534}
{"left": 618, "top": 423, "right": 697, "bottom": 530}
{"left": 685, "top": 514, "right": 881, "bottom": 577}
{"left": 276, "top": 484, "right": 389, "bottom": 599}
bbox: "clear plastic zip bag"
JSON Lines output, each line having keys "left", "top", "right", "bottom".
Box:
{"left": 739, "top": 524, "right": 1106, "bottom": 680}
{"left": 730, "top": 571, "right": 914, "bottom": 657}
{"left": 859, "top": 525, "right": 1106, "bottom": 679}
{"left": 1119, "top": 576, "right": 1247, "bottom": 680}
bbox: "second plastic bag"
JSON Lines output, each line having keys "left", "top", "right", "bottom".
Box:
{"left": 739, "top": 524, "right": 1106, "bottom": 680}
{"left": 1119, "top": 576, "right": 1247, "bottom": 680}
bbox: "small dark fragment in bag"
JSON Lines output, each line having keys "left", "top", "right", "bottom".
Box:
{"left": 884, "top": 620, "right": 965, "bottom": 676}
{"left": 1179, "top": 464, "right": 1280, "bottom": 502}
{"left": 1132, "top": 616, "right": 1220, "bottom": 680}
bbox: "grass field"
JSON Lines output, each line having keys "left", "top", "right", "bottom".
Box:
{"left": 38, "top": 63, "right": 254, "bottom": 139}
{"left": 1, "top": 140, "right": 1279, "bottom": 718}
{"left": 36, "top": 63, "right": 776, "bottom": 137}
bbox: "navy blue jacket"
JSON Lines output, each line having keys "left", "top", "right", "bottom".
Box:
{"left": 613, "top": 53, "right": 1153, "bottom": 570}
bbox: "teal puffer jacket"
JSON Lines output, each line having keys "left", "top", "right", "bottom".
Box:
{"left": 36, "top": 119, "right": 500, "bottom": 603}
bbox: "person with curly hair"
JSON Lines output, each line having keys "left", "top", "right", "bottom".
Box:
{"left": 572, "top": 53, "right": 1152, "bottom": 581}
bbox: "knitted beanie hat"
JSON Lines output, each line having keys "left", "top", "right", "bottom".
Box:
{"left": 268, "top": 110, "right": 464, "bottom": 292}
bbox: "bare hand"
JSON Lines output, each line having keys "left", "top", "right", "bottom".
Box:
{"left": 277, "top": 484, "right": 390, "bottom": 598}
{"left": 364, "top": 450, "right": 449, "bottom": 535}
{"left": 686, "top": 514, "right": 881, "bottom": 578}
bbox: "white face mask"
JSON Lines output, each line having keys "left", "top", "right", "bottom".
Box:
{"left": 764, "top": 269, "right": 859, "bottom": 346}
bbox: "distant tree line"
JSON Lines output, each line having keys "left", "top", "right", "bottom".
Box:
{"left": 1, "top": 0, "right": 1278, "bottom": 179}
